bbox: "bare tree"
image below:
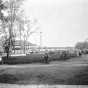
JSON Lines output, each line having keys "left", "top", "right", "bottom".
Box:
{"left": 0, "top": 0, "right": 25, "bottom": 59}
{"left": 0, "top": 0, "right": 39, "bottom": 57}
{"left": 15, "top": 15, "right": 39, "bottom": 53}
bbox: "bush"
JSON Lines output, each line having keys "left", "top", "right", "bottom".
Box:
{"left": 2, "top": 53, "right": 44, "bottom": 64}
{"left": 2, "top": 50, "right": 80, "bottom": 64}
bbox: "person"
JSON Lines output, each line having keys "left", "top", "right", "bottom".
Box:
{"left": 44, "top": 53, "right": 49, "bottom": 64}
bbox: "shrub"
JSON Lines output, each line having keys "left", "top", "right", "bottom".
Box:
{"left": 2, "top": 50, "right": 80, "bottom": 64}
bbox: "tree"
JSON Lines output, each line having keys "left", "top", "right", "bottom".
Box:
{"left": 0, "top": 0, "right": 25, "bottom": 59}
{"left": 21, "top": 18, "right": 39, "bottom": 53}
{"left": 0, "top": 0, "right": 9, "bottom": 58}
{"left": 75, "top": 41, "right": 88, "bottom": 50}
{"left": 0, "top": 0, "right": 39, "bottom": 57}
{"left": 0, "top": 0, "right": 7, "bottom": 21}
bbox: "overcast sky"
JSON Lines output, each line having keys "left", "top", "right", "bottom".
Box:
{"left": 23, "top": 0, "right": 88, "bottom": 47}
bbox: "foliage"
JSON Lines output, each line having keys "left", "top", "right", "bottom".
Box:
{"left": 2, "top": 49, "right": 81, "bottom": 64}
{"left": 75, "top": 41, "right": 88, "bottom": 50}
{"left": 0, "top": 0, "right": 7, "bottom": 21}
{"left": 0, "top": 0, "right": 25, "bottom": 58}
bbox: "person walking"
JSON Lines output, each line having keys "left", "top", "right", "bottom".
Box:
{"left": 44, "top": 53, "right": 49, "bottom": 64}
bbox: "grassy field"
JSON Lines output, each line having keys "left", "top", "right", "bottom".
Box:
{"left": 0, "top": 55, "right": 88, "bottom": 85}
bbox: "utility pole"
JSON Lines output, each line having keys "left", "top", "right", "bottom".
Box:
{"left": 40, "top": 31, "right": 42, "bottom": 51}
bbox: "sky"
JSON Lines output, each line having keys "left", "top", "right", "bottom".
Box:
{"left": 23, "top": 0, "right": 88, "bottom": 47}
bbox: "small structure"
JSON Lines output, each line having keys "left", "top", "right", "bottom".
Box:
{"left": 12, "top": 40, "right": 38, "bottom": 54}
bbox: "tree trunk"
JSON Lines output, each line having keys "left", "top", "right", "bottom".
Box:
{"left": 7, "top": 52, "right": 9, "bottom": 59}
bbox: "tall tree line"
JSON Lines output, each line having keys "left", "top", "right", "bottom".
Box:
{"left": 0, "top": 0, "right": 39, "bottom": 58}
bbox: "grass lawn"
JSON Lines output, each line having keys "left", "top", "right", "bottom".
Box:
{"left": 2, "top": 52, "right": 71, "bottom": 64}
{"left": 0, "top": 55, "right": 88, "bottom": 85}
